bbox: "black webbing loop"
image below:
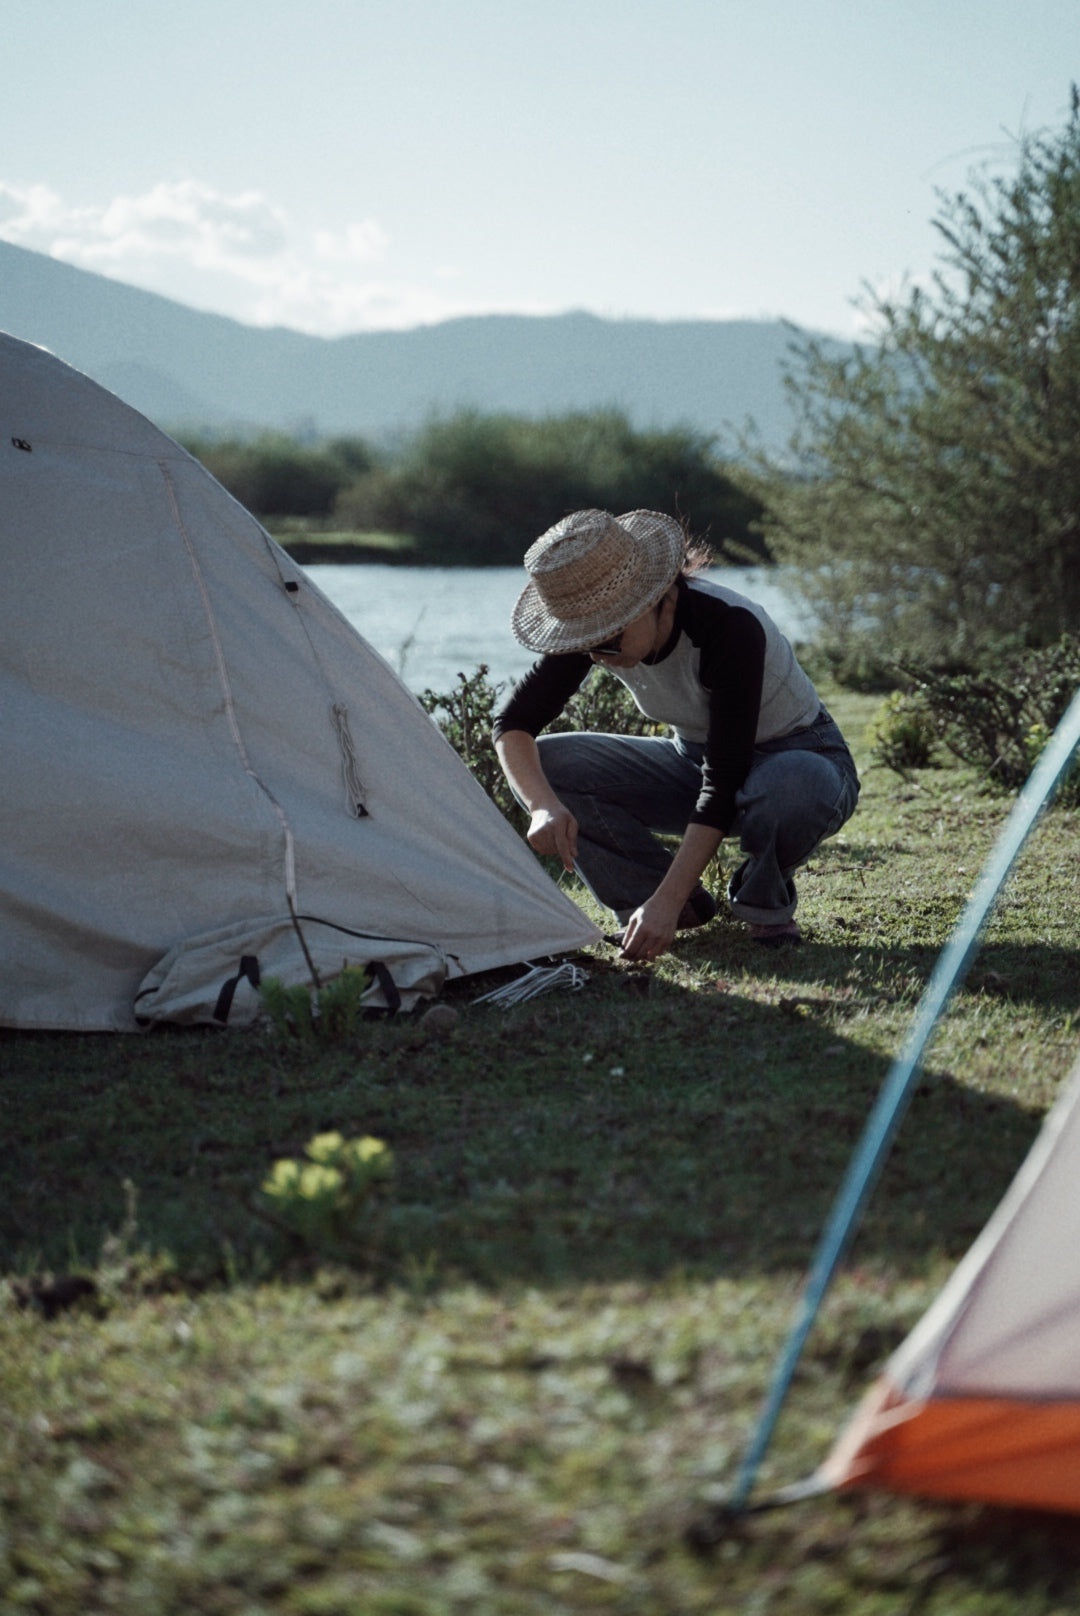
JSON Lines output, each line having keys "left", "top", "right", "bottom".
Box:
{"left": 213, "top": 954, "right": 262, "bottom": 1023}
{"left": 366, "top": 960, "right": 401, "bottom": 1014}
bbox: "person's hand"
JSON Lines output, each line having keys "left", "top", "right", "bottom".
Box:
{"left": 526, "top": 803, "right": 578, "bottom": 872}
{"left": 619, "top": 892, "right": 681, "bottom": 962}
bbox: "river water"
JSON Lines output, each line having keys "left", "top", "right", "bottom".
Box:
{"left": 307, "top": 563, "right": 814, "bottom": 694}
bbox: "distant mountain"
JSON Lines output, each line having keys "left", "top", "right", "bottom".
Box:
{"left": 0, "top": 239, "right": 839, "bottom": 451}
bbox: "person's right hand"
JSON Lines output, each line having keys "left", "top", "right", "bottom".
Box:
{"left": 526, "top": 803, "right": 578, "bottom": 872}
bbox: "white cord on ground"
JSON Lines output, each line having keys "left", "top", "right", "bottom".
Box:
{"left": 472, "top": 961, "right": 589, "bottom": 1007}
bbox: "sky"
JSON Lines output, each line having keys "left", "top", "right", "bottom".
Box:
{"left": 2, "top": 0, "right": 1077, "bottom": 341}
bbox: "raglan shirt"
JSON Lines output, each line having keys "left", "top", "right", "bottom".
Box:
{"left": 491, "top": 574, "right": 822, "bottom": 835}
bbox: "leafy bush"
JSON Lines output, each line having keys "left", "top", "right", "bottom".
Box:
{"left": 336, "top": 408, "right": 766, "bottom": 565}
{"left": 900, "top": 635, "right": 1080, "bottom": 800}
{"left": 184, "top": 411, "right": 765, "bottom": 564}
{"left": 259, "top": 965, "right": 373, "bottom": 1044}
{"left": 868, "top": 690, "right": 938, "bottom": 774}
{"left": 182, "top": 432, "right": 371, "bottom": 518}
{"left": 794, "top": 638, "right": 904, "bottom": 695}
{"left": 419, "top": 666, "right": 519, "bottom": 821}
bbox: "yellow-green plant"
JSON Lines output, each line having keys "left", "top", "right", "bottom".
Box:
{"left": 314, "top": 966, "right": 373, "bottom": 1040}
{"left": 259, "top": 964, "right": 372, "bottom": 1044}
{"left": 868, "top": 689, "right": 937, "bottom": 774}
{"left": 260, "top": 1131, "right": 394, "bottom": 1262}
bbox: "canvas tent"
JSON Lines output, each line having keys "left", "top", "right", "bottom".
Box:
{"left": 0, "top": 330, "right": 600, "bottom": 1031}
{"left": 820, "top": 1055, "right": 1080, "bottom": 1514}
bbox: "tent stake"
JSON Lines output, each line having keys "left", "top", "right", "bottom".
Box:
{"left": 727, "top": 686, "right": 1080, "bottom": 1515}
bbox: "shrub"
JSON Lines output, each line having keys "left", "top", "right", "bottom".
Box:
{"left": 420, "top": 666, "right": 520, "bottom": 822}
{"left": 900, "top": 635, "right": 1080, "bottom": 800}
{"left": 796, "top": 640, "right": 903, "bottom": 695}
{"left": 868, "top": 690, "right": 938, "bottom": 774}
{"left": 338, "top": 409, "right": 766, "bottom": 565}
{"left": 259, "top": 965, "right": 373, "bottom": 1044}
{"left": 183, "top": 433, "right": 371, "bottom": 518}
{"left": 185, "top": 412, "right": 766, "bottom": 561}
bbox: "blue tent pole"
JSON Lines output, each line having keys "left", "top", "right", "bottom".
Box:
{"left": 728, "top": 687, "right": 1080, "bottom": 1515}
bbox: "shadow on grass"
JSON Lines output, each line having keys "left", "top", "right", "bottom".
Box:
{"left": 686, "top": 1491, "right": 1080, "bottom": 1607}
{"left": 2, "top": 931, "right": 1071, "bottom": 1291}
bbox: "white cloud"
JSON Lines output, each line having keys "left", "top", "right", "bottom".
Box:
{"left": 251, "top": 270, "right": 444, "bottom": 332}
{"left": 0, "top": 177, "right": 424, "bottom": 335}
{"left": 0, "top": 180, "right": 80, "bottom": 240}
{"left": 0, "top": 176, "right": 579, "bottom": 333}
{"left": 91, "top": 181, "right": 290, "bottom": 266}
{"left": 313, "top": 220, "right": 389, "bottom": 263}
{"left": 0, "top": 178, "right": 289, "bottom": 266}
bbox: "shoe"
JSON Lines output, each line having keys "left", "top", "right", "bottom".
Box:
{"left": 747, "top": 920, "right": 802, "bottom": 948}
{"left": 677, "top": 885, "right": 717, "bottom": 931}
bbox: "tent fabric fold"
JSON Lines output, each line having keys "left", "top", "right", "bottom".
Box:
{"left": 133, "top": 914, "right": 452, "bottom": 1025}
{"left": 0, "top": 331, "right": 600, "bottom": 1030}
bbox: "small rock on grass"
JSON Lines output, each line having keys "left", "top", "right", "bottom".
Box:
{"left": 420, "top": 1003, "right": 460, "bottom": 1037}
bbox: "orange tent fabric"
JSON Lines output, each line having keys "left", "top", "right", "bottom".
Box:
{"left": 822, "top": 1058, "right": 1080, "bottom": 1514}
{"left": 824, "top": 1385, "right": 1080, "bottom": 1513}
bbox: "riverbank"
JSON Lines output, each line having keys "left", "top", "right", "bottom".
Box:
{"left": 270, "top": 524, "right": 421, "bottom": 566}
{"left": 270, "top": 524, "right": 782, "bottom": 571}
{"left": 281, "top": 537, "right": 415, "bottom": 564}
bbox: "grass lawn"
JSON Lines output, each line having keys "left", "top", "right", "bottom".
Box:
{"left": 3, "top": 687, "right": 1080, "bottom": 1613}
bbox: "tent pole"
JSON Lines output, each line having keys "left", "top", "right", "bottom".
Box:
{"left": 727, "top": 686, "right": 1080, "bottom": 1515}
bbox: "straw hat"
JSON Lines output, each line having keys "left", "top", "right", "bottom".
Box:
{"left": 510, "top": 509, "right": 687, "bottom": 654}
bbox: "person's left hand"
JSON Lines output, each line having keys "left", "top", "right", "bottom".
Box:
{"left": 619, "top": 893, "right": 682, "bottom": 962}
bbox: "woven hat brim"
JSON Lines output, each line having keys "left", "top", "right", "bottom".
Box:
{"left": 510, "top": 511, "right": 685, "bottom": 654}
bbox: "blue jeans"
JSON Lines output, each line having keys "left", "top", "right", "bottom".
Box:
{"left": 534, "top": 710, "right": 860, "bottom": 925}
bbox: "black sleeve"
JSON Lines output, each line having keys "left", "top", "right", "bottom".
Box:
{"left": 683, "top": 596, "right": 766, "bottom": 834}
{"left": 491, "top": 653, "right": 593, "bottom": 742}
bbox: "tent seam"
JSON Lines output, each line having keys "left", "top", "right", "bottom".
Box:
{"left": 158, "top": 459, "right": 298, "bottom": 902}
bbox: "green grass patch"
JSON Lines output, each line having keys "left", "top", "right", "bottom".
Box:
{"left": 4, "top": 688, "right": 1080, "bottom": 1612}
